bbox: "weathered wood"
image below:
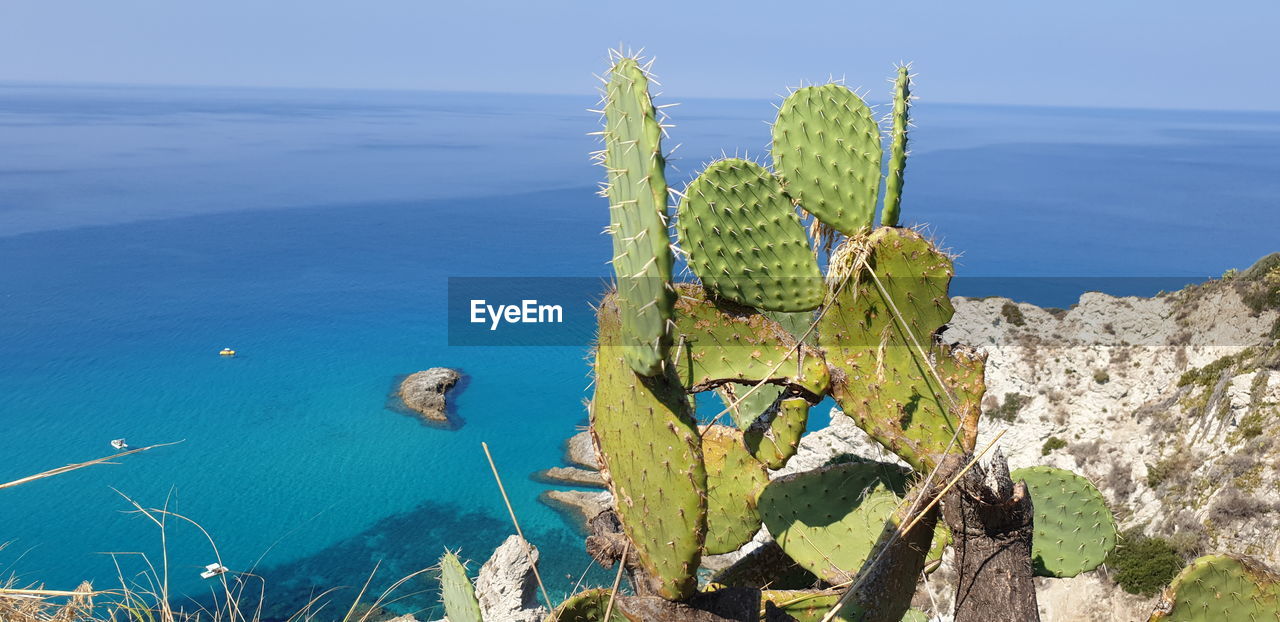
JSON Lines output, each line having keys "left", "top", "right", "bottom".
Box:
{"left": 941, "top": 450, "right": 1040, "bottom": 622}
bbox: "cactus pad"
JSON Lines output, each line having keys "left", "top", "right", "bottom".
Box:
{"left": 590, "top": 292, "right": 706, "bottom": 600}
{"left": 818, "top": 227, "right": 986, "bottom": 472}
{"left": 717, "top": 382, "right": 785, "bottom": 430}
{"left": 757, "top": 461, "right": 909, "bottom": 583}
{"left": 702, "top": 424, "right": 769, "bottom": 555}
{"left": 601, "top": 56, "right": 675, "bottom": 376}
{"left": 760, "top": 590, "right": 845, "bottom": 621}
{"left": 743, "top": 396, "right": 809, "bottom": 469}
{"left": 547, "top": 588, "right": 628, "bottom": 622}
{"left": 772, "top": 84, "right": 883, "bottom": 235}
{"left": 881, "top": 66, "right": 911, "bottom": 228}
{"left": 1011, "top": 466, "right": 1117, "bottom": 578}
{"left": 672, "top": 284, "right": 829, "bottom": 399}
{"left": 439, "top": 551, "right": 483, "bottom": 622}
{"left": 1149, "top": 554, "right": 1280, "bottom": 622}
{"left": 677, "top": 158, "right": 824, "bottom": 312}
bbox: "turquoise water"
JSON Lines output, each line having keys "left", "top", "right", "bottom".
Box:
{"left": 1, "top": 84, "right": 1278, "bottom": 618}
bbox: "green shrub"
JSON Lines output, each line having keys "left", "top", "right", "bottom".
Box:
{"left": 1041, "top": 436, "right": 1067, "bottom": 456}
{"left": 990, "top": 392, "right": 1030, "bottom": 422}
{"left": 1106, "top": 531, "right": 1185, "bottom": 596}
{"left": 1000, "top": 301, "right": 1025, "bottom": 327}
{"left": 1093, "top": 369, "right": 1110, "bottom": 384}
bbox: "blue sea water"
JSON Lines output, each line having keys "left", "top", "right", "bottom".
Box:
{"left": 1, "top": 83, "right": 1279, "bottom": 619}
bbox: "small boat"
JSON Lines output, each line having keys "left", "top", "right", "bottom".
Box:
{"left": 200, "top": 563, "right": 230, "bottom": 579}
{"left": 219, "top": 348, "right": 236, "bottom": 357}
{"left": 111, "top": 439, "right": 128, "bottom": 450}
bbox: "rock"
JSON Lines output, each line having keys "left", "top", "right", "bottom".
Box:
{"left": 534, "top": 466, "right": 605, "bottom": 488}
{"left": 398, "top": 368, "right": 461, "bottom": 422}
{"left": 539, "top": 489, "right": 612, "bottom": 530}
{"left": 564, "top": 430, "right": 601, "bottom": 469}
{"left": 476, "top": 535, "right": 547, "bottom": 622}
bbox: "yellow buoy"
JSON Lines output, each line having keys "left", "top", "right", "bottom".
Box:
{"left": 219, "top": 348, "right": 236, "bottom": 356}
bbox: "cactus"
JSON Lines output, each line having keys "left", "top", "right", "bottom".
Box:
{"left": 677, "top": 158, "right": 825, "bottom": 312}
{"left": 671, "top": 284, "right": 829, "bottom": 400}
{"left": 702, "top": 424, "right": 770, "bottom": 555}
{"left": 1011, "top": 466, "right": 1117, "bottom": 578}
{"left": 760, "top": 590, "right": 846, "bottom": 621}
{"left": 880, "top": 66, "right": 911, "bottom": 228}
{"left": 743, "top": 395, "right": 809, "bottom": 469}
{"left": 599, "top": 54, "right": 675, "bottom": 376}
{"left": 439, "top": 551, "right": 483, "bottom": 622}
{"left": 1149, "top": 554, "right": 1280, "bottom": 621}
{"left": 772, "top": 84, "right": 883, "bottom": 236}
{"left": 590, "top": 291, "right": 705, "bottom": 600}
{"left": 818, "top": 227, "right": 986, "bottom": 472}
{"left": 547, "top": 588, "right": 628, "bottom": 622}
{"left": 717, "top": 382, "right": 786, "bottom": 430}
{"left": 757, "top": 461, "right": 909, "bottom": 583}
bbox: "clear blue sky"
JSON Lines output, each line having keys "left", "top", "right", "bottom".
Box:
{"left": 2, "top": 0, "right": 1277, "bottom": 111}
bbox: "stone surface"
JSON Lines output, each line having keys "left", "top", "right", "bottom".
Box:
{"left": 476, "top": 534, "right": 547, "bottom": 622}
{"left": 535, "top": 466, "right": 606, "bottom": 488}
{"left": 539, "top": 489, "right": 612, "bottom": 530}
{"left": 398, "top": 368, "right": 461, "bottom": 422}
{"left": 564, "top": 430, "right": 601, "bottom": 470}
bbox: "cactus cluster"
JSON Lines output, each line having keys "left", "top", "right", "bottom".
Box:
{"left": 438, "top": 52, "right": 1140, "bottom": 622}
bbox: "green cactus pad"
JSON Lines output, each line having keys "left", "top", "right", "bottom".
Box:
{"left": 1149, "top": 554, "right": 1280, "bottom": 622}
{"left": 672, "top": 284, "right": 829, "bottom": 400}
{"left": 743, "top": 396, "right": 809, "bottom": 469}
{"left": 546, "top": 588, "right": 628, "bottom": 622}
{"left": 590, "top": 292, "right": 705, "bottom": 600}
{"left": 439, "top": 551, "right": 483, "bottom": 622}
{"left": 601, "top": 56, "right": 675, "bottom": 376}
{"left": 760, "top": 590, "right": 845, "bottom": 621}
{"left": 881, "top": 66, "right": 912, "bottom": 228}
{"left": 757, "top": 461, "right": 909, "bottom": 583}
{"left": 818, "top": 227, "right": 986, "bottom": 472}
{"left": 772, "top": 84, "right": 883, "bottom": 235}
{"left": 1011, "top": 466, "right": 1117, "bottom": 578}
{"left": 717, "top": 382, "right": 785, "bottom": 430}
{"left": 677, "top": 158, "right": 824, "bottom": 312}
{"left": 702, "top": 424, "right": 770, "bottom": 555}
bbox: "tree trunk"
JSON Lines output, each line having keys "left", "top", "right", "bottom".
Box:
{"left": 941, "top": 450, "right": 1040, "bottom": 622}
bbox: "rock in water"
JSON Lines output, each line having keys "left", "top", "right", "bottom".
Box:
{"left": 477, "top": 535, "right": 548, "bottom": 622}
{"left": 398, "top": 368, "right": 461, "bottom": 422}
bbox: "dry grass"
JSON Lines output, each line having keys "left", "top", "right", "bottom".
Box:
{"left": 2, "top": 446, "right": 434, "bottom": 622}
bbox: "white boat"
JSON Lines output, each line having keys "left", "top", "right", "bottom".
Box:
{"left": 200, "top": 563, "right": 229, "bottom": 579}
{"left": 111, "top": 439, "right": 128, "bottom": 450}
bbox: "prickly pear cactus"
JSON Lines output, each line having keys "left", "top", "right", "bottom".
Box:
{"left": 439, "top": 551, "right": 483, "bottom": 622}
{"left": 818, "top": 227, "right": 986, "bottom": 472}
{"left": 760, "top": 590, "right": 846, "bottom": 621}
{"left": 677, "top": 158, "right": 824, "bottom": 312}
{"left": 1011, "top": 466, "right": 1117, "bottom": 578}
{"left": 590, "top": 292, "right": 705, "bottom": 600}
{"left": 881, "top": 66, "right": 911, "bottom": 228}
{"left": 702, "top": 424, "right": 770, "bottom": 555}
{"left": 772, "top": 84, "right": 883, "bottom": 235}
{"left": 717, "top": 382, "right": 785, "bottom": 430}
{"left": 1149, "top": 554, "right": 1280, "bottom": 621}
{"left": 671, "top": 284, "right": 829, "bottom": 399}
{"left": 546, "top": 588, "right": 628, "bottom": 622}
{"left": 757, "top": 461, "right": 909, "bottom": 583}
{"left": 743, "top": 395, "right": 809, "bottom": 469}
{"left": 600, "top": 54, "right": 675, "bottom": 376}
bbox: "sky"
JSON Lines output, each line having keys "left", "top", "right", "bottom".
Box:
{"left": 1, "top": 0, "right": 1278, "bottom": 111}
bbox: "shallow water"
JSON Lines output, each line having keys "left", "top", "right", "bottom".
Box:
{"left": 1, "top": 84, "right": 1277, "bottom": 618}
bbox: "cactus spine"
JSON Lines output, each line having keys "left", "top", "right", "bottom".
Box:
{"left": 600, "top": 54, "right": 675, "bottom": 376}
{"left": 880, "top": 66, "right": 911, "bottom": 227}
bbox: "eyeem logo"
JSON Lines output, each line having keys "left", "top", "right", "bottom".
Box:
{"left": 470, "top": 299, "right": 564, "bottom": 330}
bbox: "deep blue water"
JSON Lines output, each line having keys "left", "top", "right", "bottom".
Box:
{"left": 1, "top": 83, "right": 1278, "bottom": 618}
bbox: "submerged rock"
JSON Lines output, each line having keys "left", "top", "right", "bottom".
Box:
{"left": 477, "top": 535, "right": 548, "bottom": 622}
{"left": 398, "top": 368, "right": 461, "bottom": 422}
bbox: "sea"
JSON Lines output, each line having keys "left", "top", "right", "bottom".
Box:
{"left": 1, "top": 83, "right": 1278, "bottom": 619}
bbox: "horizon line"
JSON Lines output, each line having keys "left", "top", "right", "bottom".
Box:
{"left": 3, "top": 78, "right": 1279, "bottom": 116}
